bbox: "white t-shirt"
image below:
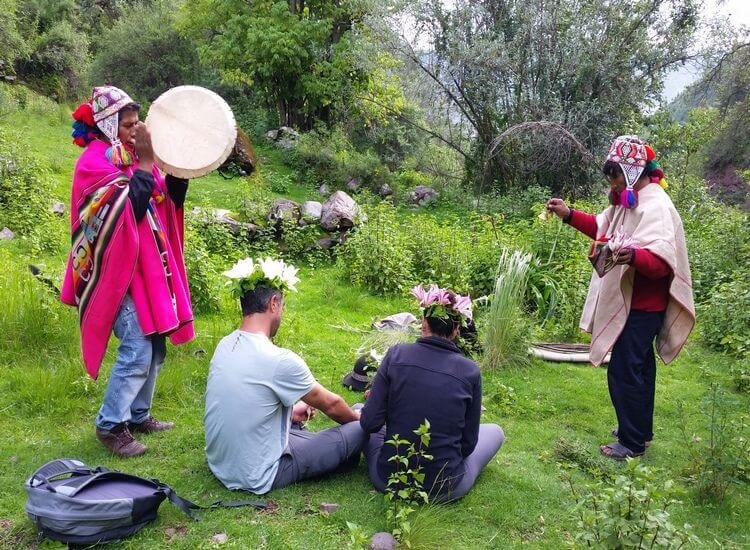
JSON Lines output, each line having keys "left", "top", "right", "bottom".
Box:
{"left": 204, "top": 330, "right": 316, "bottom": 494}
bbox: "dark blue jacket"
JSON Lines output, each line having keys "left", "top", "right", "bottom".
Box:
{"left": 360, "top": 336, "right": 482, "bottom": 496}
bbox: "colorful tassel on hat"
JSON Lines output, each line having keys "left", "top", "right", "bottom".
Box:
{"left": 620, "top": 188, "right": 637, "bottom": 208}
{"left": 105, "top": 140, "right": 133, "bottom": 168}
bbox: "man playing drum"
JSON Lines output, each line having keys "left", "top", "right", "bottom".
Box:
{"left": 61, "top": 86, "right": 195, "bottom": 457}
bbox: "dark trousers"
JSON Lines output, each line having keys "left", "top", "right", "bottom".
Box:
{"left": 608, "top": 310, "right": 665, "bottom": 454}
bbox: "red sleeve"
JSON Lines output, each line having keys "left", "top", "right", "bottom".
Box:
{"left": 567, "top": 210, "right": 597, "bottom": 240}
{"left": 631, "top": 248, "right": 671, "bottom": 279}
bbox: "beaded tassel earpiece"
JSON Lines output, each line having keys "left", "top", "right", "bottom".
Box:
{"left": 97, "top": 112, "right": 134, "bottom": 168}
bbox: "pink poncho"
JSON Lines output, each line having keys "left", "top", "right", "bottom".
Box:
{"left": 61, "top": 140, "right": 194, "bottom": 379}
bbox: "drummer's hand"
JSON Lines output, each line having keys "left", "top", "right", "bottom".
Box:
{"left": 133, "top": 122, "right": 155, "bottom": 166}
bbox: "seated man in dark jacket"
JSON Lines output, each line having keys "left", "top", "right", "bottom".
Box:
{"left": 360, "top": 284, "right": 505, "bottom": 502}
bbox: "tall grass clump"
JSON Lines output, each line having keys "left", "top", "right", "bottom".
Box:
{"left": 481, "top": 249, "right": 532, "bottom": 369}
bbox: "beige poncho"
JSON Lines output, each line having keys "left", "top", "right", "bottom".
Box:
{"left": 580, "top": 185, "right": 695, "bottom": 366}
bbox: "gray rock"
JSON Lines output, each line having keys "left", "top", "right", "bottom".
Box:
{"left": 301, "top": 201, "right": 322, "bottom": 221}
{"left": 0, "top": 227, "right": 15, "bottom": 240}
{"left": 345, "top": 177, "right": 361, "bottom": 193}
{"left": 319, "top": 502, "right": 340, "bottom": 514}
{"left": 320, "top": 191, "right": 357, "bottom": 231}
{"left": 4, "top": 75, "right": 16, "bottom": 83}
{"left": 268, "top": 198, "right": 300, "bottom": 223}
{"left": 265, "top": 129, "right": 279, "bottom": 142}
{"left": 379, "top": 183, "right": 393, "bottom": 197}
{"left": 318, "top": 184, "right": 331, "bottom": 196}
{"left": 278, "top": 126, "right": 300, "bottom": 140}
{"left": 370, "top": 532, "right": 397, "bottom": 550}
{"left": 409, "top": 185, "right": 439, "bottom": 207}
{"left": 316, "top": 237, "right": 337, "bottom": 250}
{"left": 219, "top": 218, "right": 261, "bottom": 239}
{"left": 51, "top": 201, "right": 66, "bottom": 215}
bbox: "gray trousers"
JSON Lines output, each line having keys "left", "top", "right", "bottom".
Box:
{"left": 271, "top": 421, "right": 367, "bottom": 490}
{"left": 364, "top": 423, "right": 505, "bottom": 502}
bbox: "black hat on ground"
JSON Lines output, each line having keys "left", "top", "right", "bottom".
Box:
{"left": 342, "top": 354, "right": 377, "bottom": 392}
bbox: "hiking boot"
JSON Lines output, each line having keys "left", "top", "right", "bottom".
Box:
{"left": 96, "top": 424, "right": 146, "bottom": 457}
{"left": 130, "top": 416, "right": 175, "bottom": 434}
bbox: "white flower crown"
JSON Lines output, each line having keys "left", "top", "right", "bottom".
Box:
{"left": 223, "top": 257, "right": 300, "bottom": 298}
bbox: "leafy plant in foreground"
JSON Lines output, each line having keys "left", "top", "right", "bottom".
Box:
{"left": 565, "top": 458, "right": 698, "bottom": 549}
{"left": 385, "top": 420, "right": 433, "bottom": 547}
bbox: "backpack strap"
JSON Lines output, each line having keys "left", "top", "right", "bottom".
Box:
{"left": 27, "top": 459, "right": 93, "bottom": 489}
{"left": 153, "top": 481, "right": 269, "bottom": 521}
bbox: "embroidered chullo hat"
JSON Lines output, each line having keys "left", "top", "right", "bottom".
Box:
{"left": 71, "top": 85, "right": 136, "bottom": 167}
{"left": 606, "top": 135, "right": 648, "bottom": 208}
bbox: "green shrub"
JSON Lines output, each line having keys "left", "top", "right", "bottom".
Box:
{"left": 292, "top": 127, "right": 393, "bottom": 191}
{"left": 338, "top": 201, "right": 413, "bottom": 295}
{"left": 678, "top": 383, "right": 750, "bottom": 503}
{"left": 277, "top": 218, "right": 327, "bottom": 267}
{"left": 528, "top": 211, "right": 594, "bottom": 341}
{"left": 731, "top": 366, "right": 750, "bottom": 394}
{"left": 17, "top": 20, "right": 89, "bottom": 100}
{"left": 465, "top": 214, "right": 523, "bottom": 297}
{"left": 566, "top": 459, "right": 699, "bottom": 548}
{"left": 183, "top": 229, "right": 221, "bottom": 314}
{"left": 677, "top": 177, "right": 749, "bottom": 300}
{"left": 89, "top": 0, "right": 200, "bottom": 102}
{"left": 405, "top": 214, "right": 472, "bottom": 294}
{"left": 699, "top": 269, "right": 750, "bottom": 359}
{"left": 0, "top": 128, "right": 57, "bottom": 252}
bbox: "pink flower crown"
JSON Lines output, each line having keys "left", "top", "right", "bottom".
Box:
{"left": 410, "top": 284, "right": 473, "bottom": 322}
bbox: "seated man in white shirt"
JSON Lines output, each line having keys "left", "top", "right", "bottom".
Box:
{"left": 204, "top": 258, "right": 365, "bottom": 494}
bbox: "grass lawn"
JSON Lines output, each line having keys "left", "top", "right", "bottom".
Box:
{"left": 0, "top": 101, "right": 747, "bottom": 549}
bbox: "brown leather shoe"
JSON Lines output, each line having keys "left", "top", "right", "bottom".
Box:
{"left": 130, "top": 416, "right": 175, "bottom": 434}
{"left": 96, "top": 424, "right": 146, "bottom": 457}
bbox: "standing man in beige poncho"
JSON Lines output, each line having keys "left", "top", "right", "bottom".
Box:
{"left": 547, "top": 135, "right": 695, "bottom": 460}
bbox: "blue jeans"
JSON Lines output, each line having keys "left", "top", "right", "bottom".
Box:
{"left": 95, "top": 294, "right": 167, "bottom": 431}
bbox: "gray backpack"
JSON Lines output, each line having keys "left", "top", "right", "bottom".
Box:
{"left": 25, "top": 458, "right": 266, "bottom": 546}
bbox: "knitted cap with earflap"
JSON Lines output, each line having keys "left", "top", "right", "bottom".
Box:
{"left": 606, "top": 135, "right": 647, "bottom": 209}
{"left": 90, "top": 86, "right": 136, "bottom": 167}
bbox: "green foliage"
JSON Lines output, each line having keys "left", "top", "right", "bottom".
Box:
{"left": 16, "top": 20, "right": 89, "bottom": 100}
{"left": 277, "top": 218, "right": 327, "bottom": 267}
{"left": 385, "top": 420, "right": 433, "bottom": 545}
{"left": 566, "top": 459, "right": 699, "bottom": 549}
{"left": 292, "top": 127, "right": 392, "bottom": 191}
{"left": 179, "top": 0, "right": 371, "bottom": 128}
{"left": 339, "top": 201, "right": 413, "bottom": 295}
{"left": 646, "top": 108, "right": 720, "bottom": 191}
{"left": 678, "top": 383, "right": 750, "bottom": 503}
{"left": 404, "top": 215, "right": 471, "bottom": 294}
{"left": 0, "top": 248, "right": 75, "bottom": 355}
{"left": 403, "top": 0, "right": 699, "bottom": 193}
{"left": 699, "top": 269, "right": 750, "bottom": 359}
{"left": 482, "top": 249, "right": 532, "bottom": 369}
{"left": 90, "top": 0, "right": 201, "bottom": 103}
{"left": 544, "top": 437, "right": 612, "bottom": 480}
{"left": 731, "top": 366, "right": 750, "bottom": 394}
{"left": 346, "top": 521, "right": 370, "bottom": 550}
{"left": 182, "top": 228, "right": 221, "bottom": 314}
{"left": 0, "top": 128, "right": 57, "bottom": 252}
{"left": 0, "top": 0, "right": 28, "bottom": 68}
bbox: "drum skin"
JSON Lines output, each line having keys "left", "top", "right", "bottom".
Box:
{"left": 145, "top": 86, "right": 237, "bottom": 179}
